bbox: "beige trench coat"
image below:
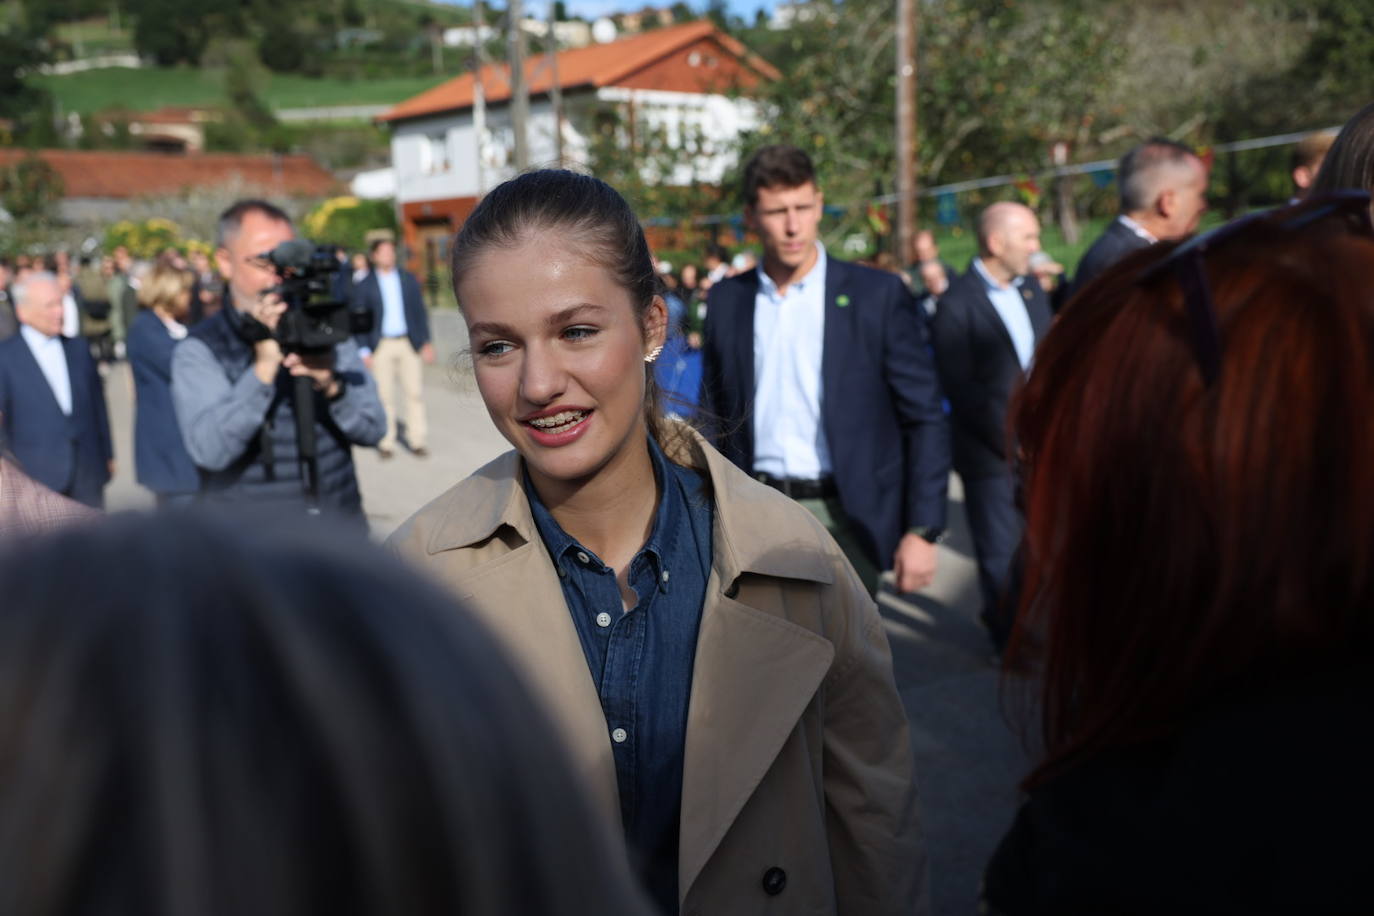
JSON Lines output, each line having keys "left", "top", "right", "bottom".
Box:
{"left": 387, "top": 431, "right": 929, "bottom": 915}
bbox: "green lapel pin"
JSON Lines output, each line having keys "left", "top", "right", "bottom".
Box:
{"left": 836, "top": 294, "right": 851, "bottom": 308}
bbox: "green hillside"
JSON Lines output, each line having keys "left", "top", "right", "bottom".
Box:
{"left": 34, "top": 67, "right": 447, "bottom": 116}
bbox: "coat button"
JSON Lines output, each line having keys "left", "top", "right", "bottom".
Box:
{"left": 762, "top": 867, "right": 786, "bottom": 896}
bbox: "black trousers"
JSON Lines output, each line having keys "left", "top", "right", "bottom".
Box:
{"left": 961, "top": 469, "right": 1022, "bottom": 649}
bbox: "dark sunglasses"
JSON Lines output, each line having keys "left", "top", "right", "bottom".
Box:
{"left": 1138, "top": 190, "right": 1374, "bottom": 386}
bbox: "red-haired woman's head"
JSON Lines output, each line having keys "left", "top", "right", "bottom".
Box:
{"left": 1010, "top": 201, "right": 1374, "bottom": 786}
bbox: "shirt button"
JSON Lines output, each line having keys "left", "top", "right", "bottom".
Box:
{"left": 596, "top": 612, "right": 612, "bottom": 628}
{"left": 611, "top": 727, "right": 628, "bottom": 744}
{"left": 576, "top": 551, "right": 591, "bottom": 565}
{"left": 661, "top": 569, "right": 670, "bottom": 583}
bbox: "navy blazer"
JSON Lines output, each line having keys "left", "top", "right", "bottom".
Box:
{"left": 1068, "top": 218, "right": 1153, "bottom": 301}
{"left": 127, "top": 309, "right": 199, "bottom": 495}
{"left": 351, "top": 268, "right": 431, "bottom": 353}
{"left": 699, "top": 257, "right": 951, "bottom": 567}
{"left": 931, "top": 266, "right": 1052, "bottom": 480}
{"left": 0, "top": 332, "right": 112, "bottom": 508}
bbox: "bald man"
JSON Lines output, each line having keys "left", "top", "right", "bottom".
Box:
{"left": 930, "top": 202, "right": 1052, "bottom": 650}
{"left": 1070, "top": 138, "right": 1208, "bottom": 299}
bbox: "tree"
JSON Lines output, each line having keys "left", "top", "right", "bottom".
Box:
{"left": 0, "top": 155, "right": 65, "bottom": 227}
{"left": 130, "top": 0, "right": 220, "bottom": 65}
{"left": 0, "top": 24, "right": 54, "bottom": 144}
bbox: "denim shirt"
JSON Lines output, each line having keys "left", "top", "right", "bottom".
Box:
{"left": 525, "top": 436, "right": 712, "bottom": 913}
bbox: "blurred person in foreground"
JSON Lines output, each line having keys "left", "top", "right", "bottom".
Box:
{"left": 390, "top": 170, "right": 927, "bottom": 915}
{"left": 0, "top": 511, "right": 656, "bottom": 916}
{"left": 128, "top": 263, "right": 199, "bottom": 506}
{"left": 0, "top": 271, "right": 112, "bottom": 508}
{"left": 0, "top": 427, "right": 98, "bottom": 536}
{"left": 1069, "top": 138, "right": 1209, "bottom": 298}
{"left": 352, "top": 237, "right": 435, "bottom": 458}
{"left": 983, "top": 192, "right": 1374, "bottom": 915}
{"left": 171, "top": 200, "right": 384, "bottom": 520}
{"left": 1310, "top": 101, "right": 1374, "bottom": 203}
{"left": 930, "top": 202, "right": 1051, "bottom": 652}
{"left": 700, "top": 144, "right": 951, "bottom": 595}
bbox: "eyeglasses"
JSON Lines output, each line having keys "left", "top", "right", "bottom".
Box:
{"left": 1138, "top": 190, "right": 1374, "bottom": 386}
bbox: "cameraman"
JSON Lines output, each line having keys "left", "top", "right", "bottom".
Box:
{"left": 171, "top": 200, "right": 384, "bottom": 519}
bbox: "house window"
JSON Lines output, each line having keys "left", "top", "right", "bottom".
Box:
{"left": 424, "top": 133, "right": 450, "bottom": 174}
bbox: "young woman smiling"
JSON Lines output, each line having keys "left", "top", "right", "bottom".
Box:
{"left": 388, "top": 171, "right": 927, "bottom": 916}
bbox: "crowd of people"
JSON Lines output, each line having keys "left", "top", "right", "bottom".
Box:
{"left": 2, "top": 98, "right": 1374, "bottom": 914}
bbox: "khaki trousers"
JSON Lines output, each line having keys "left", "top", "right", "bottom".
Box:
{"left": 373, "top": 336, "right": 427, "bottom": 451}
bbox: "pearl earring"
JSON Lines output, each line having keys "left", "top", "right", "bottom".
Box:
{"left": 644, "top": 346, "right": 663, "bottom": 363}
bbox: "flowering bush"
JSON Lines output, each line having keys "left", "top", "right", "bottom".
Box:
{"left": 103, "top": 217, "right": 183, "bottom": 258}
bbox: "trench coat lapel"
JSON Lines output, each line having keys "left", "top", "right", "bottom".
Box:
{"left": 425, "top": 457, "right": 622, "bottom": 823}
{"left": 676, "top": 439, "right": 838, "bottom": 902}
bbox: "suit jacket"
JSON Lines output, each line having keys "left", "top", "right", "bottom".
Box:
{"left": 127, "top": 309, "right": 199, "bottom": 495}
{"left": 699, "top": 258, "right": 950, "bottom": 567}
{"left": 388, "top": 430, "right": 928, "bottom": 916}
{"left": 0, "top": 456, "right": 99, "bottom": 537}
{"left": 0, "top": 333, "right": 112, "bottom": 508}
{"left": 930, "top": 266, "right": 1052, "bottom": 479}
{"left": 1068, "top": 217, "right": 1152, "bottom": 300}
{"left": 352, "top": 268, "right": 431, "bottom": 353}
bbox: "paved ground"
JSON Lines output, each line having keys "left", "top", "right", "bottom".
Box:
{"left": 104, "top": 361, "right": 1027, "bottom": 916}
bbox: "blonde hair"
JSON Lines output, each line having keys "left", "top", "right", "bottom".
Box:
{"left": 137, "top": 264, "right": 194, "bottom": 312}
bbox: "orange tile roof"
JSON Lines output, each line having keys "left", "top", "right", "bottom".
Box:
{"left": 0, "top": 149, "right": 339, "bottom": 199}
{"left": 378, "top": 20, "right": 778, "bottom": 124}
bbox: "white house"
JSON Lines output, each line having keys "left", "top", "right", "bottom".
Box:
{"left": 376, "top": 21, "right": 778, "bottom": 273}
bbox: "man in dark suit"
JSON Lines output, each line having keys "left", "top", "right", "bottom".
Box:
{"left": 1069, "top": 138, "right": 1209, "bottom": 300}
{"left": 353, "top": 238, "right": 434, "bottom": 458}
{"left": 0, "top": 271, "right": 113, "bottom": 508}
{"left": 931, "top": 202, "right": 1052, "bottom": 649}
{"left": 700, "top": 144, "right": 951, "bottom": 594}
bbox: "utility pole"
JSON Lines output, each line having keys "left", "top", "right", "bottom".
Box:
{"left": 895, "top": 0, "right": 918, "bottom": 265}
{"left": 547, "top": 1, "right": 564, "bottom": 167}
{"left": 473, "top": 0, "right": 488, "bottom": 196}
{"left": 508, "top": 0, "right": 530, "bottom": 170}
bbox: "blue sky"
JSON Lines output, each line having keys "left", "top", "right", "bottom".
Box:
{"left": 434, "top": 0, "right": 777, "bottom": 25}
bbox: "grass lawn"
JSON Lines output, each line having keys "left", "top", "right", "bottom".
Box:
{"left": 35, "top": 67, "right": 449, "bottom": 115}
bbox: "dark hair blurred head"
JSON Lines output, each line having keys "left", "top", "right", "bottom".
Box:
{"left": 0, "top": 512, "right": 651, "bottom": 916}
{"left": 1311, "top": 102, "right": 1374, "bottom": 197}
{"left": 1008, "top": 215, "right": 1374, "bottom": 786}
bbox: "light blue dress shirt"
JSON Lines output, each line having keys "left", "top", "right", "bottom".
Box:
{"left": 376, "top": 269, "right": 408, "bottom": 338}
{"left": 20, "top": 324, "right": 73, "bottom": 415}
{"left": 972, "top": 258, "right": 1035, "bottom": 371}
{"left": 752, "top": 242, "right": 831, "bottom": 479}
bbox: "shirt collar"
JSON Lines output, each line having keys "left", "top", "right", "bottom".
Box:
{"left": 757, "top": 242, "right": 827, "bottom": 300}
{"left": 972, "top": 257, "right": 1023, "bottom": 292}
{"left": 1117, "top": 214, "right": 1158, "bottom": 244}
{"left": 422, "top": 425, "right": 835, "bottom": 588}
{"left": 19, "top": 324, "right": 59, "bottom": 349}
{"left": 523, "top": 435, "right": 681, "bottom": 579}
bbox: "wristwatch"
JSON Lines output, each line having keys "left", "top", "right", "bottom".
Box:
{"left": 908, "top": 526, "right": 946, "bottom": 544}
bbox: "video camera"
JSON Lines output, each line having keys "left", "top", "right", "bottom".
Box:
{"left": 258, "top": 239, "right": 373, "bottom": 353}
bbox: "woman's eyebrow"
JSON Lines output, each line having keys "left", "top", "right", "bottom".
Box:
{"left": 547, "top": 303, "right": 606, "bottom": 326}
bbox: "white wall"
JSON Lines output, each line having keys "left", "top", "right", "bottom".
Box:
{"left": 391, "top": 88, "right": 760, "bottom": 204}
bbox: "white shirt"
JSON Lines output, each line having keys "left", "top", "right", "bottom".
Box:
{"left": 1118, "top": 214, "right": 1158, "bottom": 244}
{"left": 159, "top": 313, "right": 188, "bottom": 340}
{"left": 20, "top": 324, "right": 73, "bottom": 415}
{"left": 971, "top": 258, "right": 1036, "bottom": 371}
{"left": 751, "top": 242, "right": 831, "bottom": 479}
{"left": 61, "top": 291, "right": 80, "bottom": 338}
{"left": 376, "top": 269, "right": 408, "bottom": 338}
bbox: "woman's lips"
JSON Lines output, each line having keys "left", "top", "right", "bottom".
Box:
{"left": 522, "top": 408, "right": 593, "bottom": 446}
